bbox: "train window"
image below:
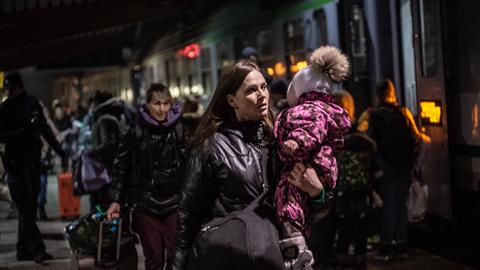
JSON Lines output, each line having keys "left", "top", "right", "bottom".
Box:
{"left": 201, "top": 48, "right": 211, "bottom": 69}
{"left": 257, "top": 30, "right": 274, "bottom": 58}
{"left": 202, "top": 72, "right": 213, "bottom": 94}
{"left": 314, "top": 9, "right": 328, "bottom": 46}
{"left": 164, "top": 59, "right": 170, "bottom": 86}
{"left": 217, "top": 40, "right": 234, "bottom": 77}
{"left": 349, "top": 5, "right": 367, "bottom": 79}
{"left": 187, "top": 58, "right": 196, "bottom": 74}
{"left": 234, "top": 33, "right": 255, "bottom": 59}
{"left": 284, "top": 19, "right": 306, "bottom": 79}
{"left": 419, "top": 0, "right": 439, "bottom": 78}
{"left": 284, "top": 19, "right": 304, "bottom": 53}
{"left": 216, "top": 40, "right": 232, "bottom": 69}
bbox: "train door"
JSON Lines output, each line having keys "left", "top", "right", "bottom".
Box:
{"left": 442, "top": 0, "right": 480, "bottom": 241}
{"left": 411, "top": 0, "right": 452, "bottom": 219}
{"left": 339, "top": 0, "right": 370, "bottom": 114}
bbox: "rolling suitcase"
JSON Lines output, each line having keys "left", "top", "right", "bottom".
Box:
{"left": 58, "top": 172, "right": 81, "bottom": 219}
{"left": 66, "top": 207, "right": 138, "bottom": 269}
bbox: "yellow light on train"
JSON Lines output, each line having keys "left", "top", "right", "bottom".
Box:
{"left": 266, "top": 67, "right": 274, "bottom": 77}
{"left": 420, "top": 100, "right": 442, "bottom": 125}
{"left": 290, "top": 65, "right": 298, "bottom": 74}
{"left": 296, "top": 61, "right": 308, "bottom": 71}
{"left": 289, "top": 61, "right": 308, "bottom": 74}
{"left": 274, "top": 62, "right": 286, "bottom": 77}
{"left": 0, "top": 71, "right": 4, "bottom": 89}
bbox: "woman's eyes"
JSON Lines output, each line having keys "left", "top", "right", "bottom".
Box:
{"left": 247, "top": 84, "right": 266, "bottom": 93}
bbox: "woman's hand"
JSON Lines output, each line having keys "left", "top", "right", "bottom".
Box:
{"left": 106, "top": 202, "right": 121, "bottom": 221}
{"left": 288, "top": 162, "right": 323, "bottom": 197}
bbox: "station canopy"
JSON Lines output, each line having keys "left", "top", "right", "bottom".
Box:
{"left": 0, "top": 0, "right": 229, "bottom": 70}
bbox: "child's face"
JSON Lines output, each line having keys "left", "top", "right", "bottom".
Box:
{"left": 227, "top": 70, "right": 269, "bottom": 122}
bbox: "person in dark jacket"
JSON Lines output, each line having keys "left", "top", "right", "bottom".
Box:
{"left": 106, "top": 83, "right": 184, "bottom": 270}
{"left": 369, "top": 79, "right": 430, "bottom": 261}
{"left": 86, "top": 90, "right": 127, "bottom": 209}
{"left": 0, "top": 72, "right": 65, "bottom": 263}
{"left": 171, "top": 62, "right": 328, "bottom": 270}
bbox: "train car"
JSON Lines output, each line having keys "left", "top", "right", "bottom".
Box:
{"left": 52, "top": 66, "right": 134, "bottom": 109}
{"left": 140, "top": 0, "right": 479, "bottom": 266}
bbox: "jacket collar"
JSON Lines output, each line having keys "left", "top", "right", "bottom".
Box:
{"left": 220, "top": 120, "right": 264, "bottom": 144}
{"left": 139, "top": 103, "right": 181, "bottom": 129}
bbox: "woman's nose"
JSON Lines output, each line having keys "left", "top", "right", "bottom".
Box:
{"left": 259, "top": 88, "right": 267, "bottom": 99}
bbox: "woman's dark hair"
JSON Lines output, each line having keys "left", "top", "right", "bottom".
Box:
{"left": 146, "top": 83, "right": 172, "bottom": 103}
{"left": 375, "top": 79, "right": 397, "bottom": 104}
{"left": 191, "top": 61, "right": 274, "bottom": 147}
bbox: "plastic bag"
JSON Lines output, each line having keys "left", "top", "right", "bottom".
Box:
{"left": 407, "top": 180, "right": 428, "bottom": 223}
{"left": 0, "top": 182, "right": 12, "bottom": 202}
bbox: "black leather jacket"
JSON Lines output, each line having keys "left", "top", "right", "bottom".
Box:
{"left": 0, "top": 91, "right": 63, "bottom": 171}
{"left": 109, "top": 112, "right": 184, "bottom": 218}
{"left": 172, "top": 121, "right": 279, "bottom": 270}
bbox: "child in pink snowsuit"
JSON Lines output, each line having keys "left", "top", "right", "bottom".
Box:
{"left": 274, "top": 46, "right": 351, "bottom": 269}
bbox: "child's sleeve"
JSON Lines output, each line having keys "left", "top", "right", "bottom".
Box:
{"left": 282, "top": 108, "right": 328, "bottom": 160}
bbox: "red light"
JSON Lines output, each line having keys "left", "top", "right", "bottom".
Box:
{"left": 178, "top": 43, "right": 200, "bottom": 59}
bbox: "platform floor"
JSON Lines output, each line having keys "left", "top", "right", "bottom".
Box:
{"left": 0, "top": 174, "right": 476, "bottom": 270}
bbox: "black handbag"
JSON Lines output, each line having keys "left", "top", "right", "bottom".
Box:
{"left": 188, "top": 192, "right": 284, "bottom": 270}
{"left": 187, "top": 148, "right": 284, "bottom": 270}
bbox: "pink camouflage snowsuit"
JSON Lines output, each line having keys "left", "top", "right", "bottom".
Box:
{"left": 274, "top": 91, "right": 351, "bottom": 233}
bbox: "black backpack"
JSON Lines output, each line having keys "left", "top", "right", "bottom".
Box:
{"left": 373, "top": 105, "right": 419, "bottom": 166}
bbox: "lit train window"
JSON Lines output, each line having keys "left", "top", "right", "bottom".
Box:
{"left": 216, "top": 40, "right": 233, "bottom": 72}
{"left": 349, "top": 4, "right": 367, "bottom": 79}
{"left": 419, "top": 0, "right": 439, "bottom": 78}
{"left": 284, "top": 19, "right": 306, "bottom": 79}
{"left": 313, "top": 9, "right": 328, "bottom": 46}
{"left": 257, "top": 30, "right": 274, "bottom": 58}
{"left": 216, "top": 40, "right": 229, "bottom": 67}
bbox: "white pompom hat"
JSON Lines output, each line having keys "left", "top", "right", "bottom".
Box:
{"left": 287, "top": 46, "right": 350, "bottom": 107}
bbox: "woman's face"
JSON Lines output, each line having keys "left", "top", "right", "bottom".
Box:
{"left": 146, "top": 91, "right": 172, "bottom": 122}
{"left": 227, "top": 70, "right": 269, "bottom": 122}
{"left": 54, "top": 107, "right": 64, "bottom": 120}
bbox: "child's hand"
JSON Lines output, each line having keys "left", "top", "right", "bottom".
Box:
{"left": 282, "top": 140, "right": 299, "bottom": 155}
{"left": 288, "top": 162, "right": 324, "bottom": 198}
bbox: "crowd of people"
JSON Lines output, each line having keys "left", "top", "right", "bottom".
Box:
{"left": 0, "top": 45, "right": 430, "bottom": 270}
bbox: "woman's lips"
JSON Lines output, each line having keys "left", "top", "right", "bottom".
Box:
{"left": 258, "top": 103, "right": 268, "bottom": 110}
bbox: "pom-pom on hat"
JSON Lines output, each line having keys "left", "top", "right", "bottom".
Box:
{"left": 287, "top": 46, "right": 349, "bottom": 106}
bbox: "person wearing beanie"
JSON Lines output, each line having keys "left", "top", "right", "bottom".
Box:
{"left": 240, "top": 46, "right": 273, "bottom": 86}
{"left": 274, "top": 46, "right": 351, "bottom": 269}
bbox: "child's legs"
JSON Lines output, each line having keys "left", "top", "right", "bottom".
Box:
{"left": 275, "top": 171, "right": 307, "bottom": 237}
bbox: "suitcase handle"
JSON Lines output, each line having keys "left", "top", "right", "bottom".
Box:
{"left": 96, "top": 218, "right": 122, "bottom": 265}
